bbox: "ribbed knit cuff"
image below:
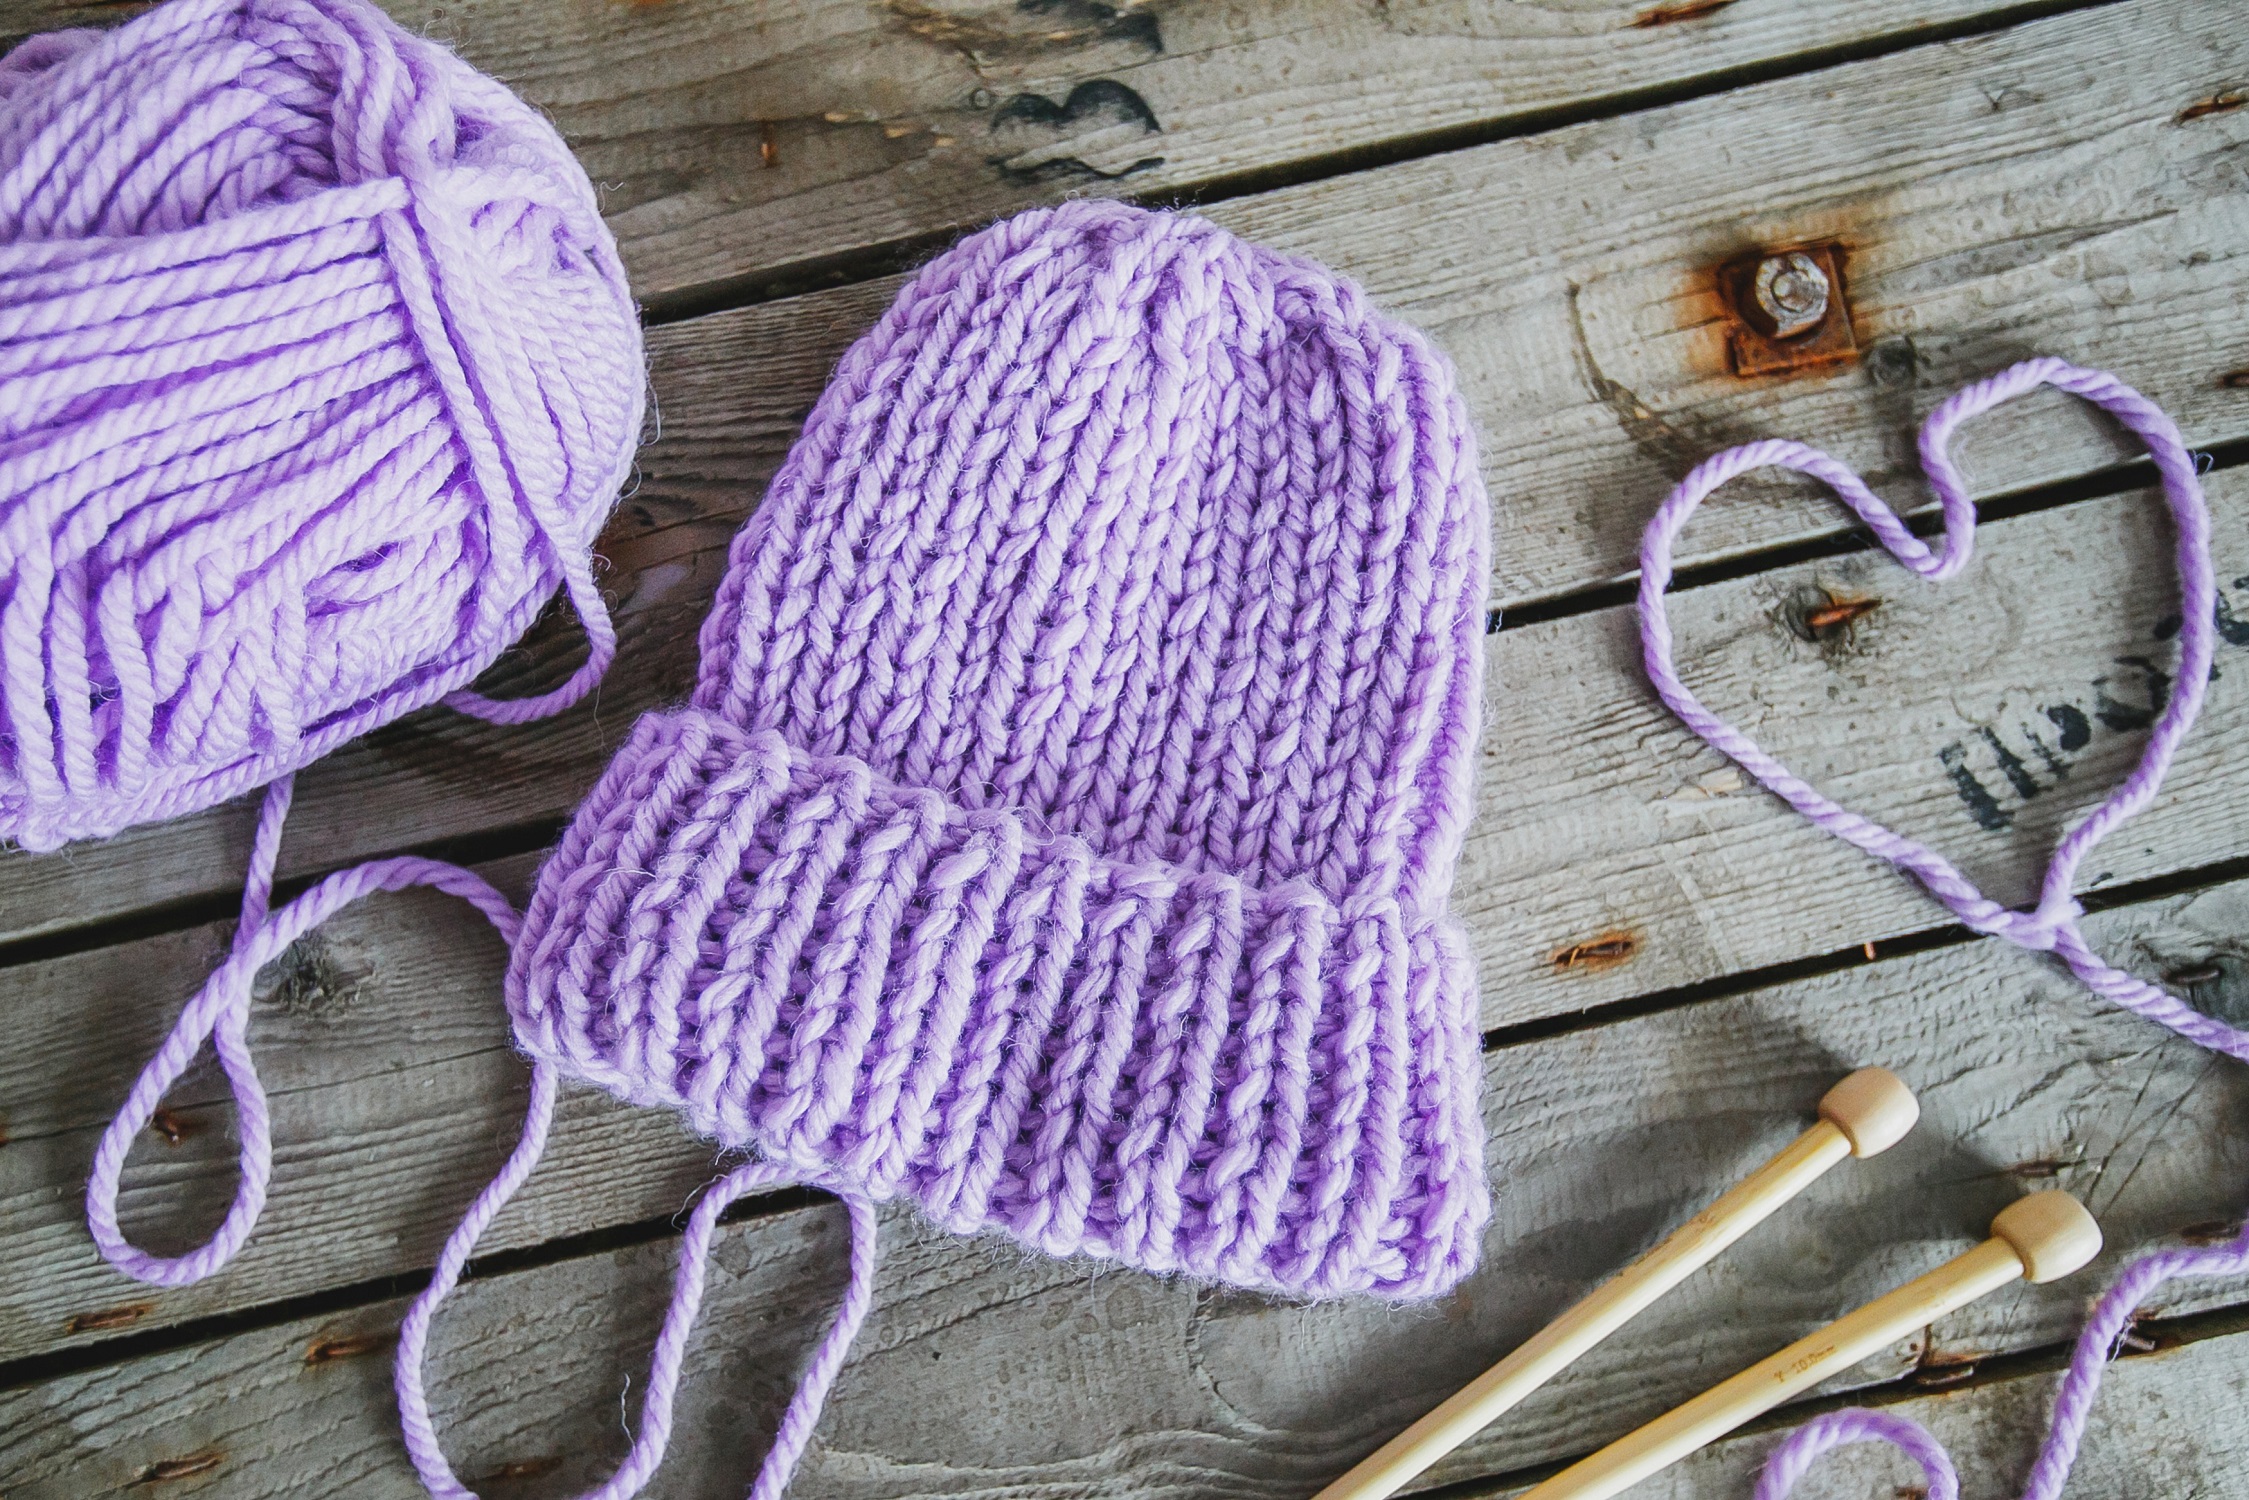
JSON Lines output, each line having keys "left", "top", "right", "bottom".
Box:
{"left": 509, "top": 708, "right": 1488, "bottom": 1300}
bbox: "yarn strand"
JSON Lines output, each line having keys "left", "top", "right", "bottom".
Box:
{"left": 1635, "top": 358, "right": 2245, "bottom": 1499}
{"left": 393, "top": 1112, "right": 879, "bottom": 1500}
{"left": 85, "top": 772, "right": 294, "bottom": 1284}
{"left": 86, "top": 782, "right": 525, "bottom": 1285}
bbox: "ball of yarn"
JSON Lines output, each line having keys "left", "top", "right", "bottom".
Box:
{"left": 0, "top": 0, "right": 643, "bottom": 852}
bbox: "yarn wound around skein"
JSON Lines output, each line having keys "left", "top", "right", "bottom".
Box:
{"left": 0, "top": 0, "right": 642, "bottom": 1286}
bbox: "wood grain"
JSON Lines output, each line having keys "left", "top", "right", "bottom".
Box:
{"left": 8, "top": 874, "right": 2248, "bottom": 1496}
{"left": 0, "top": 0, "right": 2241, "bottom": 955}
{"left": 0, "top": 0, "right": 2066, "bottom": 308}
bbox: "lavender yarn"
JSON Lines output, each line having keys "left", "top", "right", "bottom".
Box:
{"left": 0, "top": 0, "right": 642, "bottom": 1283}
{"left": 0, "top": 0, "right": 639, "bottom": 846}
{"left": 1752, "top": 1410, "right": 1959, "bottom": 1500}
{"left": 397, "top": 201, "right": 1493, "bottom": 1499}
{"left": 1637, "top": 358, "right": 2249, "bottom": 1498}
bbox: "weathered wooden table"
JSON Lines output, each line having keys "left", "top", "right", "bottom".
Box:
{"left": 3, "top": 1, "right": 2247, "bottom": 1495}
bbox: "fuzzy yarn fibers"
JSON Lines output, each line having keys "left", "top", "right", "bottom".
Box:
{"left": 398, "top": 201, "right": 1494, "bottom": 1500}
{"left": 0, "top": 0, "right": 641, "bottom": 852}
{"left": 3, "top": 0, "right": 646, "bottom": 1300}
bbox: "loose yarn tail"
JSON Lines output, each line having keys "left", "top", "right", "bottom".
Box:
{"left": 85, "top": 774, "right": 526, "bottom": 1284}
{"left": 1636, "top": 358, "right": 2247, "bottom": 1499}
{"left": 394, "top": 1107, "right": 879, "bottom": 1500}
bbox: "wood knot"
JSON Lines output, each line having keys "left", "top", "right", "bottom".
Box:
{"left": 253, "top": 932, "right": 372, "bottom": 1019}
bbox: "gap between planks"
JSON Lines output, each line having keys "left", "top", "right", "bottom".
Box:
{"left": 0, "top": 0, "right": 2131, "bottom": 318}
{"left": 0, "top": 0, "right": 2242, "bottom": 954}
{"left": 8, "top": 865, "right": 2249, "bottom": 1496}
{"left": 0, "top": 433, "right": 2228, "bottom": 988}
{"left": 5, "top": 433, "right": 2245, "bottom": 1369}
{"left": 10, "top": 842, "right": 2249, "bottom": 1394}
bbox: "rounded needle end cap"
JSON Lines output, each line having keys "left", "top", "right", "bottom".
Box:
{"left": 1992, "top": 1191, "right": 2104, "bottom": 1284}
{"left": 1819, "top": 1067, "right": 1919, "bottom": 1159}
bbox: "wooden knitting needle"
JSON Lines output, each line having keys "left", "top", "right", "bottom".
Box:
{"left": 1522, "top": 1189, "right": 2104, "bottom": 1500}
{"left": 1313, "top": 1067, "right": 1918, "bottom": 1500}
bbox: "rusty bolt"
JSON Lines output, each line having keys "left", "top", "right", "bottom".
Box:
{"left": 1753, "top": 251, "right": 1830, "bottom": 339}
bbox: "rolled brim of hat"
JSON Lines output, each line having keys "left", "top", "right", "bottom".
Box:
{"left": 507, "top": 705, "right": 1489, "bottom": 1301}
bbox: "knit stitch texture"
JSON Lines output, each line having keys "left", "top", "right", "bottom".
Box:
{"left": 510, "top": 201, "right": 1494, "bottom": 1299}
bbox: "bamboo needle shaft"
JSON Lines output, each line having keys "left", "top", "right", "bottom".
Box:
{"left": 1312, "top": 1069, "right": 1917, "bottom": 1500}
{"left": 1521, "top": 1190, "right": 2104, "bottom": 1500}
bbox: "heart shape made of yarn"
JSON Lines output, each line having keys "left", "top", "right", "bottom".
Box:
{"left": 1643, "top": 358, "right": 2249, "bottom": 1500}
{"left": 1635, "top": 358, "right": 2238, "bottom": 1053}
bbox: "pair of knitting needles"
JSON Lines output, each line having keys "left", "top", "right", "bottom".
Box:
{"left": 1316, "top": 1068, "right": 2103, "bottom": 1500}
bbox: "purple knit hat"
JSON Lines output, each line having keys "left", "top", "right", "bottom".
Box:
{"left": 401, "top": 201, "right": 1490, "bottom": 1499}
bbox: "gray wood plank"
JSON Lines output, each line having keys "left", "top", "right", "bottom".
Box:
{"left": 7, "top": 871, "right": 2249, "bottom": 1496}
{"left": 0, "top": 0, "right": 2240, "bottom": 949}
{"left": 0, "top": 856, "right": 729, "bottom": 1364}
{"left": 0, "top": 0, "right": 2066, "bottom": 308}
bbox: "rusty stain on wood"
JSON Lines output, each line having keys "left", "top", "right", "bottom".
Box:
{"left": 1783, "top": 583, "right": 1881, "bottom": 654}
{"left": 65, "top": 1302, "right": 153, "bottom": 1335}
{"left": 303, "top": 1329, "right": 394, "bottom": 1366}
{"left": 1552, "top": 932, "right": 1639, "bottom": 972}
{"left": 1716, "top": 243, "right": 1858, "bottom": 378}
{"left": 1804, "top": 596, "right": 1882, "bottom": 633}
{"left": 131, "top": 1450, "right": 224, "bottom": 1485}
{"left": 1631, "top": 0, "right": 1738, "bottom": 27}
{"left": 150, "top": 1106, "right": 199, "bottom": 1145}
{"left": 2177, "top": 89, "right": 2246, "bottom": 123}
{"left": 2222, "top": 369, "right": 2249, "bottom": 390}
